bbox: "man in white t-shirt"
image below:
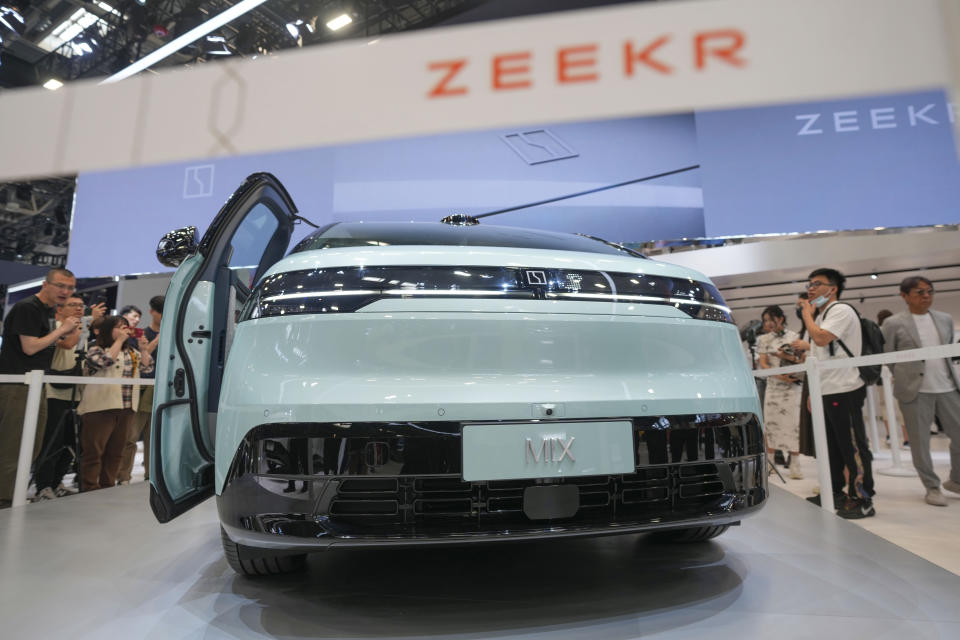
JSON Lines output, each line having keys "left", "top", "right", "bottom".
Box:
{"left": 882, "top": 276, "right": 960, "bottom": 507}
{"left": 792, "top": 268, "right": 875, "bottom": 519}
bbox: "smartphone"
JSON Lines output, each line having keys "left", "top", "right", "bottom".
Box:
{"left": 132, "top": 328, "right": 144, "bottom": 339}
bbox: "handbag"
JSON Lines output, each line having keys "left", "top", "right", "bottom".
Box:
{"left": 48, "top": 347, "right": 83, "bottom": 390}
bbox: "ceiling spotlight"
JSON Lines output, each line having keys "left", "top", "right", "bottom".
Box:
{"left": 43, "top": 78, "right": 64, "bottom": 90}
{"left": 0, "top": 6, "right": 25, "bottom": 33}
{"left": 870, "top": 273, "right": 878, "bottom": 280}
{"left": 326, "top": 13, "right": 352, "bottom": 31}
{"left": 205, "top": 34, "right": 231, "bottom": 55}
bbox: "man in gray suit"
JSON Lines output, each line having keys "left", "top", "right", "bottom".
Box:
{"left": 882, "top": 275, "right": 960, "bottom": 507}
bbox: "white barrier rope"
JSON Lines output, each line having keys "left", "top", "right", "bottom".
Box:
{"left": 0, "top": 374, "right": 156, "bottom": 385}
{"left": 2, "top": 372, "right": 156, "bottom": 508}
{"left": 755, "top": 342, "right": 960, "bottom": 377}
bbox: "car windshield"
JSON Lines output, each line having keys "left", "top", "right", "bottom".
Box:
{"left": 290, "top": 221, "right": 645, "bottom": 258}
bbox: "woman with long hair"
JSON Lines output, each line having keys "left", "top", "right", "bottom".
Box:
{"left": 756, "top": 305, "right": 805, "bottom": 479}
{"left": 77, "top": 315, "right": 154, "bottom": 491}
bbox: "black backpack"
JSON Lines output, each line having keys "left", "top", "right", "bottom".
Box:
{"left": 823, "top": 302, "right": 885, "bottom": 385}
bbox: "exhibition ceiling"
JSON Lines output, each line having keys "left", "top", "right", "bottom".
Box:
{"left": 0, "top": 0, "right": 489, "bottom": 87}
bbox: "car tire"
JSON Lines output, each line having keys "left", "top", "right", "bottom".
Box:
{"left": 220, "top": 526, "right": 307, "bottom": 576}
{"left": 647, "top": 524, "right": 730, "bottom": 543}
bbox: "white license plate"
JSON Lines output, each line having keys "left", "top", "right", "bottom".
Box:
{"left": 462, "top": 420, "right": 635, "bottom": 481}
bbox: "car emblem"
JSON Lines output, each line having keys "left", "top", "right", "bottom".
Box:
{"left": 525, "top": 270, "right": 548, "bottom": 285}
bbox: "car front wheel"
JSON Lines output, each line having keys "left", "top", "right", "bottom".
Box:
{"left": 220, "top": 526, "right": 307, "bottom": 576}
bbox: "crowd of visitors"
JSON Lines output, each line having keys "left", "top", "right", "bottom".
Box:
{"left": 0, "top": 267, "right": 164, "bottom": 508}
{"left": 753, "top": 268, "right": 960, "bottom": 518}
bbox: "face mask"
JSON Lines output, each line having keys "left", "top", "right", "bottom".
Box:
{"left": 812, "top": 294, "right": 831, "bottom": 308}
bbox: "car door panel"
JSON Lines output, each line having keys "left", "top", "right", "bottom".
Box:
{"left": 150, "top": 173, "right": 297, "bottom": 523}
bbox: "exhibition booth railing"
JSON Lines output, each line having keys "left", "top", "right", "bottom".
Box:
{"left": 3, "top": 341, "right": 959, "bottom": 511}
{"left": 0, "top": 374, "right": 155, "bottom": 508}
{"left": 754, "top": 341, "right": 960, "bottom": 511}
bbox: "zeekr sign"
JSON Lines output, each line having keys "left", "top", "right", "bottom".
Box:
{"left": 426, "top": 30, "right": 747, "bottom": 98}
{"left": 0, "top": 0, "right": 954, "bottom": 180}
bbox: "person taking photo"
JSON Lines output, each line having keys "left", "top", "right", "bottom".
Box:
{"left": 76, "top": 315, "right": 154, "bottom": 491}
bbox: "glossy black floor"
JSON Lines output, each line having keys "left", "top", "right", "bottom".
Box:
{"left": 2, "top": 483, "right": 959, "bottom": 639}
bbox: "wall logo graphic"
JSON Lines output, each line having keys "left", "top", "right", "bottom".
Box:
{"left": 183, "top": 164, "right": 216, "bottom": 198}
{"left": 502, "top": 130, "right": 578, "bottom": 165}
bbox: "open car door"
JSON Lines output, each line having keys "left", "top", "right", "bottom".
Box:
{"left": 150, "top": 173, "right": 297, "bottom": 522}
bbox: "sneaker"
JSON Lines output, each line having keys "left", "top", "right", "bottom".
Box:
{"left": 837, "top": 498, "right": 876, "bottom": 519}
{"left": 117, "top": 480, "right": 130, "bottom": 486}
{"left": 54, "top": 483, "right": 78, "bottom": 497}
{"left": 942, "top": 479, "right": 960, "bottom": 495}
{"left": 806, "top": 492, "right": 846, "bottom": 507}
{"left": 789, "top": 456, "right": 804, "bottom": 480}
{"left": 925, "top": 488, "right": 948, "bottom": 507}
{"left": 30, "top": 487, "right": 57, "bottom": 503}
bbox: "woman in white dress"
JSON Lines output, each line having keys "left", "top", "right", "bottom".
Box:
{"left": 756, "top": 305, "right": 805, "bottom": 479}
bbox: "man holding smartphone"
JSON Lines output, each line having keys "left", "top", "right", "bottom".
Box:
{"left": 791, "top": 268, "right": 875, "bottom": 519}
{"left": 0, "top": 268, "right": 81, "bottom": 508}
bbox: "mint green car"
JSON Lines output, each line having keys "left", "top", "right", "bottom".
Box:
{"left": 150, "top": 173, "right": 766, "bottom": 576}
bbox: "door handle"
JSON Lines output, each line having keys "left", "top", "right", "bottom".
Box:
{"left": 191, "top": 330, "right": 211, "bottom": 338}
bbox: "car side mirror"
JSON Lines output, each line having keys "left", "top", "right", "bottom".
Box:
{"left": 157, "top": 226, "right": 199, "bottom": 267}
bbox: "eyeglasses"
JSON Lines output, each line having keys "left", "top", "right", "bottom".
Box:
{"left": 806, "top": 280, "right": 831, "bottom": 290}
{"left": 911, "top": 288, "right": 934, "bottom": 296}
{"left": 46, "top": 281, "right": 76, "bottom": 293}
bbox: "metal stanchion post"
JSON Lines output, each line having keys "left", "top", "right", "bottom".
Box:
{"left": 12, "top": 370, "right": 45, "bottom": 508}
{"left": 806, "top": 358, "right": 835, "bottom": 512}
{"left": 878, "top": 365, "right": 916, "bottom": 477}
{"left": 865, "top": 384, "right": 881, "bottom": 455}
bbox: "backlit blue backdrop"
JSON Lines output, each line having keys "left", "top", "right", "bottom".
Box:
{"left": 68, "top": 89, "right": 958, "bottom": 278}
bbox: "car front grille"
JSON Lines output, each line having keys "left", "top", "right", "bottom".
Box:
{"left": 325, "top": 461, "right": 734, "bottom": 528}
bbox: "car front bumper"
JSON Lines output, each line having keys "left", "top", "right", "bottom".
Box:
{"left": 217, "top": 413, "right": 767, "bottom": 550}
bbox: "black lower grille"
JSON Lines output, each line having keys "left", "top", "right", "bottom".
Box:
{"left": 326, "top": 461, "right": 736, "bottom": 528}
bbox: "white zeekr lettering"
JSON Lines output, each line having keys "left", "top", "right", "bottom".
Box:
{"left": 908, "top": 104, "right": 937, "bottom": 126}
{"left": 795, "top": 113, "right": 823, "bottom": 136}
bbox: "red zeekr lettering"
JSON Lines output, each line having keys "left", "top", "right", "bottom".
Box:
{"left": 425, "top": 28, "right": 747, "bottom": 98}
{"left": 624, "top": 35, "right": 673, "bottom": 75}
{"left": 492, "top": 51, "right": 532, "bottom": 90}
{"left": 694, "top": 30, "right": 746, "bottom": 69}
{"left": 427, "top": 59, "right": 468, "bottom": 97}
{"left": 557, "top": 44, "right": 598, "bottom": 84}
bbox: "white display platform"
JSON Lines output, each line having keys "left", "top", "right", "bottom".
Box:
{"left": 2, "top": 484, "right": 959, "bottom": 639}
